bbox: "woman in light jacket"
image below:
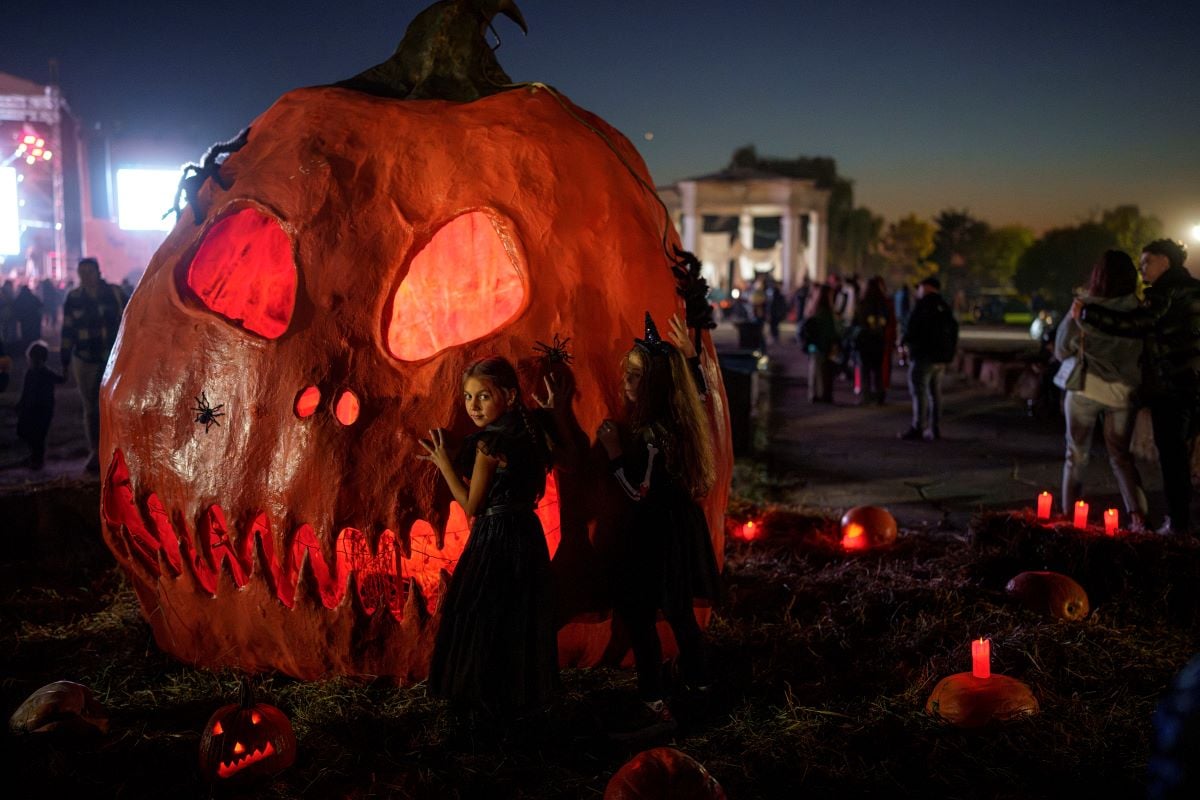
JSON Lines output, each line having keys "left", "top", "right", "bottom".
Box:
{"left": 1055, "top": 250, "right": 1148, "bottom": 530}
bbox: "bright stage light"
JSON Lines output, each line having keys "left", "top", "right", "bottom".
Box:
{"left": 116, "top": 168, "right": 182, "bottom": 231}
{"left": 1191, "top": 223, "right": 1200, "bottom": 242}
{"left": 0, "top": 167, "right": 19, "bottom": 256}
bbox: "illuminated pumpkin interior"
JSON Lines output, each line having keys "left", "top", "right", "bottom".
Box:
{"left": 295, "top": 386, "right": 320, "bottom": 418}
{"left": 218, "top": 740, "right": 277, "bottom": 778}
{"left": 185, "top": 208, "right": 297, "bottom": 339}
{"left": 334, "top": 390, "right": 360, "bottom": 426}
{"left": 841, "top": 522, "right": 867, "bottom": 551}
{"left": 385, "top": 211, "right": 526, "bottom": 361}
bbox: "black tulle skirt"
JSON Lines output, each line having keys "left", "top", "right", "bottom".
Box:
{"left": 428, "top": 509, "right": 558, "bottom": 713}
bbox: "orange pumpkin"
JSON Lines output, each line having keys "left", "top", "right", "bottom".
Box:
{"left": 97, "top": 1, "right": 732, "bottom": 681}
{"left": 1005, "top": 571, "right": 1090, "bottom": 621}
{"left": 198, "top": 682, "right": 296, "bottom": 783}
{"left": 925, "top": 672, "right": 1040, "bottom": 728}
{"left": 604, "top": 747, "right": 726, "bottom": 799}
{"left": 840, "top": 505, "right": 897, "bottom": 551}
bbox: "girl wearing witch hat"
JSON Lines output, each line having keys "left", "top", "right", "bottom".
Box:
{"left": 596, "top": 312, "right": 721, "bottom": 733}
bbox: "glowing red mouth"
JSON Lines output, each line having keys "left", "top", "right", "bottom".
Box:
{"left": 217, "top": 740, "right": 276, "bottom": 778}
{"left": 101, "top": 449, "right": 560, "bottom": 619}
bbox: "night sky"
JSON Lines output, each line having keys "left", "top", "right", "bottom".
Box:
{"left": 4, "top": 0, "right": 1197, "bottom": 237}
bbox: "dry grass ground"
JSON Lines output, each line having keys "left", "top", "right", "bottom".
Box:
{"left": 2, "top": 485, "right": 1197, "bottom": 798}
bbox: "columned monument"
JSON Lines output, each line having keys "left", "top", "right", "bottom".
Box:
{"left": 659, "top": 167, "right": 832, "bottom": 295}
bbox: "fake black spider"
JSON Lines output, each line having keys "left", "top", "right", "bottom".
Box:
{"left": 193, "top": 392, "right": 226, "bottom": 434}
{"left": 165, "top": 127, "right": 251, "bottom": 225}
{"left": 533, "top": 334, "right": 573, "bottom": 365}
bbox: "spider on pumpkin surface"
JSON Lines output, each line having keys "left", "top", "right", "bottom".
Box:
{"left": 165, "top": 127, "right": 251, "bottom": 224}
{"left": 194, "top": 391, "right": 226, "bottom": 433}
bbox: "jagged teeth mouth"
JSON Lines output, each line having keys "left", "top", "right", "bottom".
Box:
{"left": 217, "top": 741, "right": 276, "bottom": 778}
{"left": 101, "top": 450, "right": 561, "bottom": 620}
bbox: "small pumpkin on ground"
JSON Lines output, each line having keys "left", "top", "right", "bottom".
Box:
{"left": 198, "top": 680, "right": 296, "bottom": 784}
{"left": 8, "top": 680, "right": 109, "bottom": 736}
{"left": 605, "top": 747, "right": 726, "bottom": 799}
{"left": 1006, "top": 570, "right": 1090, "bottom": 621}
{"left": 926, "top": 672, "right": 1040, "bottom": 728}
{"left": 840, "top": 505, "right": 898, "bottom": 551}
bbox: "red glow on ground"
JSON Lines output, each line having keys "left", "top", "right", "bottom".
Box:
{"left": 841, "top": 522, "right": 868, "bottom": 551}
{"left": 385, "top": 211, "right": 525, "bottom": 361}
{"left": 295, "top": 386, "right": 320, "bottom": 418}
{"left": 334, "top": 390, "right": 360, "bottom": 426}
{"left": 186, "top": 208, "right": 296, "bottom": 339}
{"left": 733, "top": 520, "right": 763, "bottom": 541}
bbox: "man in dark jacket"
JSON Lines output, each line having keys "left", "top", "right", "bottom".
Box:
{"left": 899, "top": 276, "right": 958, "bottom": 441}
{"left": 1075, "top": 239, "right": 1200, "bottom": 536}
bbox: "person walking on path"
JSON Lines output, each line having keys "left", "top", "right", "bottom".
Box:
{"left": 898, "top": 276, "right": 958, "bottom": 441}
{"left": 799, "top": 285, "right": 839, "bottom": 403}
{"left": 1075, "top": 239, "right": 1200, "bottom": 536}
{"left": 61, "top": 258, "right": 127, "bottom": 473}
{"left": 1056, "top": 251, "right": 1148, "bottom": 530}
{"left": 852, "top": 276, "right": 896, "bottom": 405}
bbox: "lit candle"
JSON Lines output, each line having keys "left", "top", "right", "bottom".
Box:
{"left": 841, "top": 522, "right": 868, "bottom": 551}
{"left": 972, "top": 638, "right": 991, "bottom": 679}
{"left": 1036, "top": 491, "right": 1052, "bottom": 520}
{"left": 1073, "top": 500, "right": 1089, "bottom": 529}
{"left": 737, "top": 520, "right": 759, "bottom": 541}
{"left": 1104, "top": 508, "right": 1119, "bottom": 536}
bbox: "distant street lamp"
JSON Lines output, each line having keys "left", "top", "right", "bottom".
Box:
{"left": 1191, "top": 223, "right": 1200, "bottom": 242}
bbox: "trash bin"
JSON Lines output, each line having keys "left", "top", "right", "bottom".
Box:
{"left": 735, "top": 320, "right": 766, "bottom": 350}
{"left": 717, "top": 350, "right": 762, "bottom": 456}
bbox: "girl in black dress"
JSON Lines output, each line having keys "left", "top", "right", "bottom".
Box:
{"left": 596, "top": 313, "right": 720, "bottom": 728}
{"left": 419, "top": 356, "right": 561, "bottom": 715}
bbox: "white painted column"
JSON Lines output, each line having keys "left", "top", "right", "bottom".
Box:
{"left": 780, "top": 208, "right": 797, "bottom": 292}
{"left": 738, "top": 211, "right": 754, "bottom": 283}
{"left": 809, "top": 210, "right": 828, "bottom": 283}
{"left": 680, "top": 181, "right": 698, "bottom": 254}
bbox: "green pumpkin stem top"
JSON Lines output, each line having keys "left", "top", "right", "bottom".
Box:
{"left": 338, "top": 0, "right": 528, "bottom": 101}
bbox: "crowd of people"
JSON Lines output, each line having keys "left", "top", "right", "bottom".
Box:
{"left": 0, "top": 257, "right": 128, "bottom": 473}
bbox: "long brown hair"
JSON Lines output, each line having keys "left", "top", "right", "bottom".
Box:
{"left": 623, "top": 346, "right": 715, "bottom": 498}
{"left": 1086, "top": 250, "right": 1138, "bottom": 298}
{"left": 461, "top": 356, "right": 551, "bottom": 483}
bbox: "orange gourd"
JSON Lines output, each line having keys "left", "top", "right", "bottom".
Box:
{"left": 605, "top": 747, "right": 726, "bottom": 799}
{"left": 1006, "top": 571, "right": 1090, "bottom": 621}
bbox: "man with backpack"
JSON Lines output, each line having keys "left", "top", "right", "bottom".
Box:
{"left": 899, "top": 276, "right": 958, "bottom": 441}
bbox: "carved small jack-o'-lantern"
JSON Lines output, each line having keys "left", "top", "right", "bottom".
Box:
{"left": 604, "top": 747, "right": 726, "bottom": 799}
{"left": 198, "top": 681, "right": 297, "bottom": 783}
{"left": 840, "top": 505, "right": 897, "bottom": 551}
{"left": 1006, "top": 571, "right": 1090, "bottom": 621}
{"left": 98, "top": 0, "right": 732, "bottom": 681}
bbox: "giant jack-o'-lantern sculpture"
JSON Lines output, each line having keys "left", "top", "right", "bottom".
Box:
{"left": 99, "top": 0, "right": 731, "bottom": 681}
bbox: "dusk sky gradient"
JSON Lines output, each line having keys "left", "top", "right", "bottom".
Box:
{"left": 4, "top": 0, "right": 1197, "bottom": 238}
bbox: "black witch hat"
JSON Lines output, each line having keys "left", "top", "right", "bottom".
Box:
{"left": 633, "top": 312, "right": 674, "bottom": 357}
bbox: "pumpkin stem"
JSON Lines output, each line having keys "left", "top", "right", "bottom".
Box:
{"left": 237, "top": 676, "right": 256, "bottom": 709}
{"left": 336, "top": 0, "right": 528, "bottom": 101}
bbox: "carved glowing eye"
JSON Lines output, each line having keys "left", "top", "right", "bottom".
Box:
{"left": 385, "top": 211, "right": 526, "bottom": 361}
{"left": 295, "top": 386, "right": 320, "bottom": 418}
{"left": 250, "top": 711, "right": 262, "bottom": 724}
{"left": 335, "top": 390, "right": 360, "bottom": 426}
{"left": 185, "top": 207, "right": 297, "bottom": 339}
{"left": 212, "top": 721, "right": 224, "bottom": 735}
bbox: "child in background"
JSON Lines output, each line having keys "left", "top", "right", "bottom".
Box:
{"left": 17, "top": 341, "right": 64, "bottom": 470}
{"left": 596, "top": 313, "right": 720, "bottom": 734}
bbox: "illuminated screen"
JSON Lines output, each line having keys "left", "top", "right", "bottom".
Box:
{"left": 0, "top": 167, "right": 18, "bottom": 256}
{"left": 116, "top": 168, "right": 182, "bottom": 231}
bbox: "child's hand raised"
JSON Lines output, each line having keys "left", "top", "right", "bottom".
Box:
{"left": 417, "top": 428, "right": 454, "bottom": 474}
{"left": 533, "top": 374, "right": 570, "bottom": 414}
{"left": 667, "top": 313, "right": 697, "bottom": 359}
